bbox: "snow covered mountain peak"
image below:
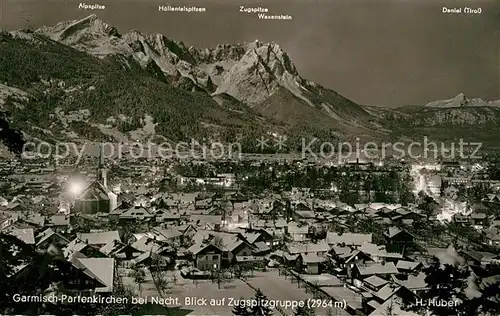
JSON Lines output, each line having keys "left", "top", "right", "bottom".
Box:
{"left": 33, "top": 16, "right": 370, "bottom": 126}
{"left": 38, "top": 14, "right": 119, "bottom": 42}
{"left": 214, "top": 41, "right": 303, "bottom": 105}
{"left": 424, "top": 93, "right": 500, "bottom": 108}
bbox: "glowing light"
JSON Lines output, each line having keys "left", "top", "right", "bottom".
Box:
{"left": 437, "top": 200, "right": 467, "bottom": 222}
{"left": 68, "top": 179, "right": 86, "bottom": 196}
{"left": 410, "top": 163, "right": 468, "bottom": 222}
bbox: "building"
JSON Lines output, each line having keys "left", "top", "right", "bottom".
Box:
{"left": 384, "top": 227, "right": 414, "bottom": 254}
{"left": 74, "top": 145, "right": 117, "bottom": 214}
{"left": 188, "top": 243, "right": 224, "bottom": 270}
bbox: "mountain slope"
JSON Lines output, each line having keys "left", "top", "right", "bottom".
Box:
{"left": 424, "top": 93, "right": 500, "bottom": 109}
{"left": 383, "top": 94, "right": 500, "bottom": 147}
{"left": 2, "top": 15, "right": 500, "bottom": 153}
{"left": 35, "top": 15, "right": 376, "bottom": 135}
{"left": 0, "top": 30, "right": 279, "bottom": 145}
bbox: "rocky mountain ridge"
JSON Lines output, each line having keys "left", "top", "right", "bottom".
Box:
{"left": 1, "top": 15, "right": 500, "bottom": 151}
{"left": 424, "top": 93, "right": 500, "bottom": 109}
{"left": 34, "top": 15, "right": 373, "bottom": 130}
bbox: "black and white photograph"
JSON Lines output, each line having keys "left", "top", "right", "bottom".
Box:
{"left": 0, "top": 0, "right": 499, "bottom": 315}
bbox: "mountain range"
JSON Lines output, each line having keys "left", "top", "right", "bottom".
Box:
{"left": 1, "top": 14, "right": 500, "bottom": 153}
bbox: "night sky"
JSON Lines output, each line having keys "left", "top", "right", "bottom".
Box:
{"left": 1, "top": 0, "right": 498, "bottom": 107}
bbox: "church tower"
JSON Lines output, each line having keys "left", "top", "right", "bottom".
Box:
{"left": 97, "top": 143, "right": 108, "bottom": 188}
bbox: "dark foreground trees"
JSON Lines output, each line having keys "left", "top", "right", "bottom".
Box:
{"left": 0, "top": 233, "right": 139, "bottom": 315}
{"left": 294, "top": 303, "right": 316, "bottom": 316}
{"left": 232, "top": 288, "right": 273, "bottom": 316}
{"left": 403, "top": 257, "right": 500, "bottom": 316}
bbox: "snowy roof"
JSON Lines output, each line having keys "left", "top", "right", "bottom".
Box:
{"left": 326, "top": 232, "right": 372, "bottom": 245}
{"left": 364, "top": 275, "right": 389, "bottom": 288}
{"left": 9, "top": 228, "right": 35, "bottom": 244}
{"left": 74, "top": 257, "right": 115, "bottom": 292}
{"left": 356, "top": 262, "right": 399, "bottom": 276}
{"left": 77, "top": 230, "right": 120, "bottom": 245}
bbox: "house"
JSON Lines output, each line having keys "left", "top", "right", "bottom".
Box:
{"left": 253, "top": 241, "right": 272, "bottom": 255}
{"left": 326, "top": 232, "right": 373, "bottom": 247}
{"left": 363, "top": 275, "right": 389, "bottom": 292}
{"left": 190, "top": 231, "right": 256, "bottom": 265}
{"left": 485, "top": 228, "right": 500, "bottom": 247}
{"left": 293, "top": 200, "right": 313, "bottom": 213}
{"left": 239, "top": 230, "right": 275, "bottom": 247}
{"left": 287, "top": 222, "right": 309, "bottom": 242}
{"left": 483, "top": 194, "right": 500, "bottom": 204}
{"left": 194, "top": 197, "right": 212, "bottom": 210}
{"left": 71, "top": 257, "right": 116, "bottom": 293}
{"left": 358, "top": 242, "right": 403, "bottom": 263}
{"left": 177, "top": 224, "right": 198, "bottom": 245}
{"left": 130, "top": 251, "right": 171, "bottom": 268}
{"left": 391, "top": 272, "right": 428, "bottom": 295}
{"left": 252, "top": 219, "right": 287, "bottom": 234}
{"left": 206, "top": 204, "right": 229, "bottom": 216}
{"left": 470, "top": 212, "right": 488, "bottom": 228}
{"left": 100, "top": 240, "right": 142, "bottom": 261}
{"left": 458, "top": 249, "right": 484, "bottom": 265}
{"left": 298, "top": 253, "right": 324, "bottom": 274}
{"left": 45, "top": 215, "right": 70, "bottom": 231}
{"left": 8, "top": 228, "right": 35, "bottom": 245}
{"left": 351, "top": 262, "right": 399, "bottom": 287}
{"left": 108, "top": 202, "right": 130, "bottom": 221}
{"left": 117, "top": 193, "right": 136, "bottom": 207}
{"left": 288, "top": 241, "right": 330, "bottom": 257}
{"left": 153, "top": 227, "right": 183, "bottom": 245}
{"left": 119, "top": 206, "right": 154, "bottom": 222}
{"left": 229, "top": 192, "right": 249, "bottom": 207}
{"left": 453, "top": 213, "right": 471, "bottom": 224}
{"left": 76, "top": 231, "right": 121, "bottom": 248}
{"left": 64, "top": 239, "right": 106, "bottom": 259}
{"left": 131, "top": 236, "right": 172, "bottom": 256}
{"left": 34, "top": 258, "right": 111, "bottom": 293}
{"left": 395, "top": 260, "right": 423, "bottom": 274}
{"left": 154, "top": 209, "right": 182, "bottom": 224}
{"left": 188, "top": 243, "right": 223, "bottom": 270}
{"left": 335, "top": 250, "right": 371, "bottom": 279}
{"left": 2, "top": 213, "right": 44, "bottom": 231}
{"left": 190, "top": 215, "right": 223, "bottom": 230}
{"left": 253, "top": 199, "right": 287, "bottom": 220}
{"left": 36, "top": 228, "right": 70, "bottom": 250}
{"left": 384, "top": 227, "right": 414, "bottom": 254}
{"left": 295, "top": 210, "right": 316, "bottom": 220}
{"left": 369, "top": 296, "right": 420, "bottom": 316}
{"left": 224, "top": 237, "right": 255, "bottom": 263}
{"left": 367, "top": 284, "right": 418, "bottom": 314}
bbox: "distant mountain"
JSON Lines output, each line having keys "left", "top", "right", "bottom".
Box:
{"left": 424, "top": 93, "right": 500, "bottom": 108}
{"left": 386, "top": 95, "right": 500, "bottom": 147}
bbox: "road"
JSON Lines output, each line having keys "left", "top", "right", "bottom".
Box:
{"left": 166, "top": 271, "right": 256, "bottom": 316}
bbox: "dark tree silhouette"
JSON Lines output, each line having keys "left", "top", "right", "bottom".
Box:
{"left": 294, "top": 303, "right": 316, "bottom": 316}
{"left": 0, "top": 233, "right": 99, "bottom": 315}
{"left": 250, "top": 288, "right": 273, "bottom": 316}
{"left": 0, "top": 112, "right": 25, "bottom": 155}
{"left": 232, "top": 297, "right": 251, "bottom": 316}
{"left": 404, "top": 257, "right": 500, "bottom": 316}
